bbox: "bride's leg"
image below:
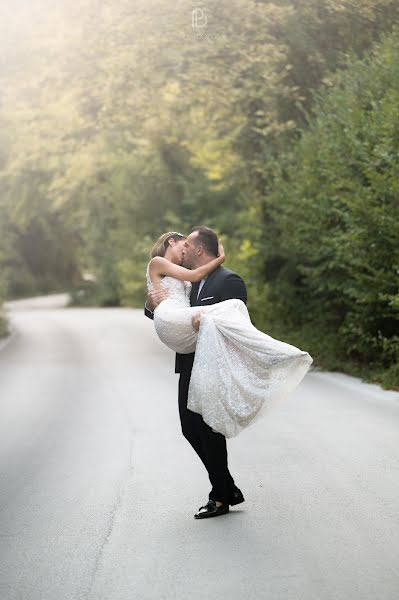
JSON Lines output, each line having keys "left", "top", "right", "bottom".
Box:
{"left": 198, "top": 299, "right": 251, "bottom": 327}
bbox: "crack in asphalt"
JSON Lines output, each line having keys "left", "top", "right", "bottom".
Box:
{"left": 83, "top": 487, "right": 124, "bottom": 600}
{"left": 81, "top": 388, "right": 136, "bottom": 600}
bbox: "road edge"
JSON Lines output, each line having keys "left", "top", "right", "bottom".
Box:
{"left": 0, "top": 318, "right": 16, "bottom": 353}
{"left": 310, "top": 370, "right": 399, "bottom": 402}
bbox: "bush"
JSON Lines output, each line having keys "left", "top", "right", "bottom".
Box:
{"left": 265, "top": 27, "right": 399, "bottom": 387}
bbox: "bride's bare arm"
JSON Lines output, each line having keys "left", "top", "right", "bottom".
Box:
{"left": 149, "top": 246, "right": 225, "bottom": 283}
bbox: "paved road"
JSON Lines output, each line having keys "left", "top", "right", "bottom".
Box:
{"left": 0, "top": 296, "right": 398, "bottom": 600}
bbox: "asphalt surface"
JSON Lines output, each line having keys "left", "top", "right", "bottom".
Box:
{"left": 0, "top": 295, "right": 398, "bottom": 600}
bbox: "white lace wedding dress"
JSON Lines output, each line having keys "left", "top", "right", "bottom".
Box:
{"left": 147, "top": 270, "right": 313, "bottom": 438}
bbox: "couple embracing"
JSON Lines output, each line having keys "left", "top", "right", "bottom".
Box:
{"left": 145, "top": 226, "right": 312, "bottom": 519}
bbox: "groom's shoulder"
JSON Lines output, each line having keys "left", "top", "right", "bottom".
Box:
{"left": 218, "top": 266, "right": 244, "bottom": 281}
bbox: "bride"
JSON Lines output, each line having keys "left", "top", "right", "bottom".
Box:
{"left": 147, "top": 231, "right": 313, "bottom": 438}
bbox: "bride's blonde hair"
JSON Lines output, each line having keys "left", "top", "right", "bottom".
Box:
{"left": 150, "top": 232, "right": 186, "bottom": 259}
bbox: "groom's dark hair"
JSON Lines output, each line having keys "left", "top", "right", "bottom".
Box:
{"left": 191, "top": 226, "right": 219, "bottom": 257}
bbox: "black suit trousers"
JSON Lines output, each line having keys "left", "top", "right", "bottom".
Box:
{"left": 178, "top": 355, "right": 236, "bottom": 504}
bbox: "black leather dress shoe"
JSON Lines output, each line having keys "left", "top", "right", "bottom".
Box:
{"left": 194, "top": 500, "right": 230, "bottom": 519}
{"left": 230, "top": 489, "right": 245, "bottom": 506}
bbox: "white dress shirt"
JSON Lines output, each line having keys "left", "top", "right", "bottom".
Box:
{"left": 197, "top": 278, "right": 207, "bottom": 299}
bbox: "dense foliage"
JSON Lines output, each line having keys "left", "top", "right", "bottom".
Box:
{"left": 267, "top": 30, "right": 399, "bottom": 388}
{"left": 0, "top": 1, "right": 398, "bottom": 386}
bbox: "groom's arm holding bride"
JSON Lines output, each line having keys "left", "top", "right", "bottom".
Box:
{"left": 144, "top": 289, "right": 168, "bottom": 320}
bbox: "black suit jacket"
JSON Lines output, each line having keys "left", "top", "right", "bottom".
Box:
{"left": 144, "top": 266, "right": 247, "bottom": 374}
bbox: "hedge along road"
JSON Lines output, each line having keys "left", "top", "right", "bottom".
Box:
{"left": 0, "top": 295, "right": 398, "bottom": 600}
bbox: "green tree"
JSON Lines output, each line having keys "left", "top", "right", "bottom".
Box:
{"left": 267, "top": 26, "right": 399, "bottom": 387}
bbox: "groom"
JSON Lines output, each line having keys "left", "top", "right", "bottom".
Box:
{"left": 145, "top": 226, "right": 247, "bottom": 519}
